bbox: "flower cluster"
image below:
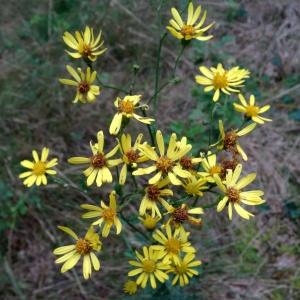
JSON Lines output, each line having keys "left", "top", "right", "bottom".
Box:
{"left": 18, "top": 1, "right": 272, "bottom": 296}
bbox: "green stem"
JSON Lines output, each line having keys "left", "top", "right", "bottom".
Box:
{"left": 208, "top": 102, "right": 216, "bottom": 147}
{"left": 140, "top": 108, "right": 156, "bottom": 146}
{"left": 173, "top": 44, "right": 185, "bottom": 77}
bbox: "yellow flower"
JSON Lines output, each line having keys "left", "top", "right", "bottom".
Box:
{"left": 198, "top": 151, "right": 222, "bottom": 183}
{"left": 109, "top": 95, "right": 154, "bottom": 135}
{"left": 217, "top": 120, "right": 256, "bottom": 161}
{"left": 118, "top": 133, "right": 148, "bottom": 185}
{"left": 53, "top": 226, "right": 101, "bottom": 280}
{"left": 139, "top": 214, "right": 161, "bottom": 230}
{"left": 152, "top": 225, "right": 195, "bottom": 264}
{"left": 68, "top": 131, "right": 122, "bottom": 186}
{"left": 63, "top": 26, "right": 106, "bottom": 61}
{"left": 234, "top": 94, "right": 272, "bottom": 124}
{"left": 195, "top": 63, "right": 250, "bottom": 101}
{"left": 133, "top": 131, "right": 192, "bottom": 185}
{"left": 80, "top": 191, "right": 122, "bottom": 237}
{"left": 182, "top": 175, "right": 208, "bottom": 197}
{"left": 214, "top": 164, "right": 265, "bottom": 220}
{"left": 139, "top": 178, "right": 173, "bottom": 217}
{"left": 128, "top": 246, "right": 169, "bottom": 289}
{"left": 123, "top": 280, "right": 138, "bottom": 295}
{"left": 162, "top": 203, "right": 204, "bottom": 228}
{"left": 19, "top": 147, "right": 58, "bottom": 187}
{"left": 167, "top": 253, "right": 202, "bottom": 286}
{"left": 59, "top": 65, "right": 100, "bottom": 104}
{"left": 166, "top": 2, "right": 214, "bottom": 41}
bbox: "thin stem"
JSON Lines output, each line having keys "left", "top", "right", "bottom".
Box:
{"left": 208, "top": 102, "right": 216, "bottom": 147}
{"left": 140, "top": 108, "right": 156, "bottom": 146}
{"left": 173, "top": 44, "right": 185, "bottom": 77}
{"left": 131, "top": 172, "right": 138, "bottom": 190}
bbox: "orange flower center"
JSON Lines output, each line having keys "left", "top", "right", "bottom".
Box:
{"left": 156, "top": 156, "right": 173, "bottom": 173}
{"left": 165, "top": 238, "right": 181, "bottom": 254}
{"left": 142, "top": 259, "right": 156, "bottom": 273}
{"left": 147, "top": 185, "right": 161, "bottom": 201}
{"left": 78, "top": 82, "right": 90, "bottom": 94}
{"left": 119, "top": 100, "right": 135, "bottom": 114}
{"left": 181, "top": 25, "right": 195, "bottom": 37}
{"left": 179, "top": 156, "right": 193, "bottom": 170}
{"left": 245, "top": 105, "right": 259, "bottom": 117}
{"left": 172, "top": 207, "right": 189, "bottom": 223}
{"left": 213, "top": 72, "right": 228, "bottom": 89}
{"left": 125, "top": 149, "right": 139, "bottom": 164}
{"left": 102, "top": 208, "right": 116, "bottom": 222}
{"left": 76, "top": 239, "right": 92, "bottom": 255}
{"left": 82, "top": 44, "right": 92, "bottom": 57}
{"left": 91, "top": 154, "right": 106, "bottom": 168}
{"left": 32, "top": 161, "right": 46, "bottom": 175}
{"left": 227, "top": 187, "right": 240, "bottom": 203}
{"left": 175, "top": 262, "right": 188, "bottom": 274}
{"left": 209, "top": 165, "right": 221, "bottom": 175}
{"left": 224, "top": 130, "right": 238, "bottom": 150}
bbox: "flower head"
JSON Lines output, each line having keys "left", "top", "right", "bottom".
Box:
{"left": 53, "top": 226, "right": 101, "bottom": 280}
{"left": 139, "top": 214, "right": 161, "bottom": 230}
{"left": 133, "top": 131, "right": 192, "bottom": 186}
{"left": 19, "top": 147, "right": 58, "bottom": 187}
{"left": 59, "top": 65, "right": 100, "bottom": 104}
{"left": 217, "top": 120, "right": 256, "bottom": 161}
{"left": 195, "top": 63, "right": 250, "bottom": 101}
{"left": 152, "top": 225, "right": 195, "bottom": 264}
{"left": 63, "top": 26, "right": 106, "bottom": 61}
{"left": 128, "top": 246, "right": 169, "bottom": 289}
{"left": 167, "top": 253, "right": 201, "bottom": 286}
{"left": 167, "top": 2, "right": 214, "bottom": 41}
{"left": 198, "top": 151, "right": 222, "bottom": 183}
{"left": 234, "top": 94, "right": 272, "bottom": 124}
{"left": 182, "top": 175, "right": 208, "bottom": 197}
{"left": 162, "top": 203, "right": 204, "bottom": 229}
{"left": 109, "top": 95, "right": 154, "bottom": 135}
{"left": 81, "top": 191, "right": 122, "bottom": 237}
{"left": 214, "top": 164, "right": 265, "bottom": 220}
{"left": 68, "top": 131, "right": 122, "bottom": 187}
{"left": 139, "top": 178, "right": 173, "bottom": 217}
{"left": 123, "top": 280, "right": 138, "bottom": 295}
{"left": 118, "top": 133, "right": 148, "bottom": 185}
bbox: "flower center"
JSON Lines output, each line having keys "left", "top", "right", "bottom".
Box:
{"left": 227, "top": 187, "right": 240, "bottom": 203}
{"left": 142, "top": 259, "right": 156, "bottom": 273}
{"left": 181, "top": 24, "right": 195, "bottom": 37}
{"left": 78, "top": 82, "right": 90, "bottom": 94}
{"left": 119, "top": 100, "right": 135, "bottom": 114}
{"left": 156, "top": 156, "right": 173, "bottom": 173}
{"left": 147, "top": 185, "right": 160, "bottom": 201}
{"left": 209, "top": 165, "right": 221, "bottom": 175}
{"left": 91, "top": 154, "right": 106, "bottom": 168}
{"left": 165, "top": 238, "right": 181, "bottom": 254}
{"left": 125, "top": 149, "right": 139, "bottom": 164}
{"left": 224, "top": 131, "right": 238, "bottom": 150}
{"left": 172, "top": 207, "right": 189, "bottom": 223}
{"left": 102, "top": 208, "right": 116, "bottom": 222}
{"left": 76, "top": 239, "right": 92, "bottom": 255}
{"left": 32, "top": 161, "right": 46, "bottom": 175}
{"left": 245, "top": 105, "right": 259, "bottom": 117}
{"left": 82, "top": 44, "right": 92, "bottom": 57}
{"left": 220, "top": 159, "right": 238, "bottom": 179}
{"left": 175, "top": 263, "right": 188, "bottom": 275}
{"left": 179, "top": 156, "right": 193, "bottom": 170}
{"left": 213, "top": 72, "right": 228, "bottom": 89}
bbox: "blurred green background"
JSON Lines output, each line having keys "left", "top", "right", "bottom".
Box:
{"left": 1, "top": 0, "right": 300, "bottom": 299}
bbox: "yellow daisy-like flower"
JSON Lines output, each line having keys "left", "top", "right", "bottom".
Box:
{"left": 167, "top": 253, "right": 202, "bottom": 287}
{"left": 133, "top": 131, "right": 192, "bottom": 186}
{"left": 128, "top": 246, "right": 169, "bottom": 289}
{"left": 118, "top": 133, "right": 148, "bottom": 185}
{"left": 195, "top": 63, "right": 250, "bottom": 101}
{"left": 139, "top": 214, "right": 161, "bottom": 231}
{"left": 214, "top": 164, "right": 265, "bottom": 220}
{"left": 166, "top": 2, "right": 214, "bottom": 41}
{"left": 19, "top": 147, "right": 58, "bottom": 187}
{"left": 63, "top": 26, "right": 106, "bottom": 61}
{"left": 80, "top": 191, "right": 122, "bottom": 237}
{"left": 162, "top": 203, "right": 204, "bottom": 228}
{"left": 217, "top": 120, "right": 256, "bottom": 161}
{"left": 123, "top": 280, "right": 138, "bottom": 295}
{"left": 59, "top": 65, "right": 100, "bottom": 104}
{"left": 109, "top": 95, "right": 155, "bottom": 135}
{"left": 139, "top": 177, "right": 173, "bottom": 217}
{"left": 152, "top": 225, "right": 195, "bottom": 264}
{"left": 234, "top": 94, "right": 272, "bottom": 124}
{"left": 198, "top": 151, "right": 222, "bottom": 183}
{"left": 68, "top": 131, "right": 122, "bottom": 187}
{"left": 53, "top": 226, "right": 101, "bottom": 280}
{"left": 182, "top": 175, "right": 208, "bottom": 197}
